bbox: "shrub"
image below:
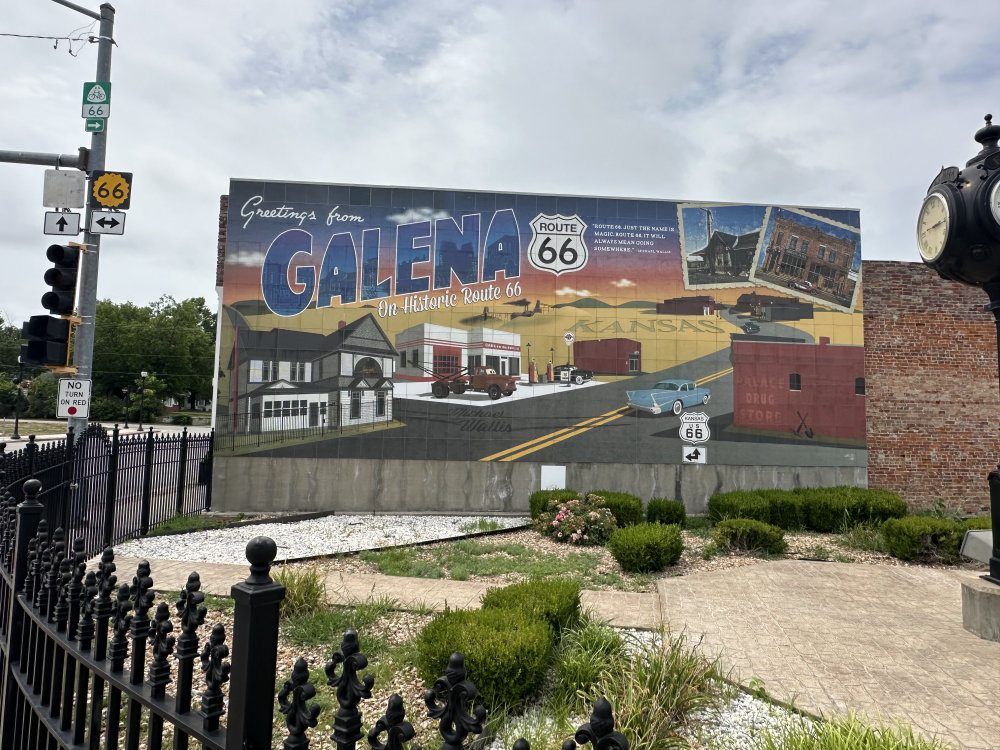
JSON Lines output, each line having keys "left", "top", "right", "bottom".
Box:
{"left": 591, "top": 491, "right": 644, "bottom": 527}
{"left": 170, "top": 413, "right": 194, "bottom": 426}
{"left": 713, "top": 519, "right": 787, "bottom": 555}
{"left": 415, "top": 607, "right": 554, "bottom": 709}
{"left": 529, "top": 489, "right": 579, "bottom": 519}
{"left": 881, "top": 517, "right": 964, "bottom": 563}
{"left": 759, "top": 490, "right": 804, "bottom": 530}
{"left": 797, "top": 488, "right": 866, "bottom": 533}
{"left": 608, "top": 523, "right": 683, "bottom": 573}
{"left": 707, "top": 491, "right": 770, "bottom": 524}
{"left": 481, "top": 579, "right": 581, "bottom": 636}
{"left": 963, "top": 515, "right": 992, "bottom": 531}
{"left": 862, "top": 490, "right": 907, "bottom": 524}
{"left": 272, "top": 564, "right": 326, "bottom": 620}
{"left": 533, "top": 493, "right": 617, "bottom": 545}
{"left": 647, "top": 498, "right": 686, "bottom": 527}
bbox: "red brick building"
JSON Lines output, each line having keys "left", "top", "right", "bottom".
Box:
{"left": 732, "top": 337, "right": 866, "bottom": 440}
{"left": 762, "top": 215, "right": 855, "bottom": 296}
{"left": 573, "top": 338, "right": 641, "bottom": 375}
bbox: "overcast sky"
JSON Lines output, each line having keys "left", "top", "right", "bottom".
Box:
{"left": 1, "top": 0, "right": 998, "bottom": 327}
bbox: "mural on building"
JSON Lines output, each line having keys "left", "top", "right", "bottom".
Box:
{"left": 219, "top": 180, "right": 865, "bottom": 467}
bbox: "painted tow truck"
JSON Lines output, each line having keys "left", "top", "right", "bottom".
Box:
{"left": 426, "top": 365, "right": 518, "bottom": 400}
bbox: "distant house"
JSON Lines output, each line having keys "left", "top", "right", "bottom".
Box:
{"left": 657, "top": 296, "right": 717, "bottom": 315}
{"left": 573, "top": 338, "right": 641, "bottom": 375}
{"left": 228, "top": 313, "right": 398, "bottom": 431}
{"left": 734, "top": 292, "right": 813, "bottom": 320}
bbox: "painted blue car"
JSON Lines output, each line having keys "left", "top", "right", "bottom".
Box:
{"left": 626, "top": 378, "right": 710, "bottom": 416}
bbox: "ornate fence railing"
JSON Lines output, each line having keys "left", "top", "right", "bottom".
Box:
{"left": 0, "top": 426, "right": 213, "bottom": 559}
{"left": 0, "top": 478, "right": 628, "bottom": 750}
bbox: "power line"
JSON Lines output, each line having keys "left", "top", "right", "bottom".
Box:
{"left": 0, "top": 20, "right": 101, "bottom": 57}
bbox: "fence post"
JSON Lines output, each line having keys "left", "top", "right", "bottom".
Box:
{"left": 59, "top": 427, "right": 75, "bottom": 533}
{"left": 0, "top": 478, "right": 45, "bottom": 749}
{"left": 101, "top": 426, "right": 120, "bottom": 549}
{"left": 138, "top": 427, "right": 155, "bottom": 536}
{"left": 225, "top": 536, "right": 286, "bottom": 750}
{"left": 26, "top": 435, "right": 37, "bottom": 476}
{"left": 204, "top": 429, "right": 214, "bottom": 511}
{"left": 175, "top": 427, "right": 189, "bottom": 515}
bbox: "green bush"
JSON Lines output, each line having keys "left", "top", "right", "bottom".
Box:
{"left": 608, "top": 523, "right": 683, "bottom": 573}
{"left": 646, "top": 498, "right": 686, "bottom": 527}
{"left": 758, "top": 490, "right": 805, "bottom": 530}
{"left": 170, "top": 413, "right": 194, "bottom": 425}
{"left": 480, "top": 579, "right": 581, "bottom": 636}
{"left": 591, "top": 491, "right": 644, "bottom": 527}
{"left": 533, "top": 493, "right": 617, "bottom": 545}
{"left": 862, "top": 490, "right": 908, "bottom": 524}
{"left": 415, "top": 607, "right": 554, "bottom": 709}
{"left": 712, "top": 519, "right": 787, "bottom": 555}
{"left": 707, "top": 490, "right": 770, "bottom": 524}
{"left": 963, "top": 515, "right": 992, "bottom": 531}
{"left": 529, "top": 489, "right": 579, "bottom": 519}
{"left": 552, "top": 620, "right": 628, "bottom": 713}
{"left": 881, "top": 517, "right": 964, "bottom": 563}
{"left": 797, "top": 487, "right": 866, "bottom": 533}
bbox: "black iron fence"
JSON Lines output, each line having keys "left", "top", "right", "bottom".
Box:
{"left": 0, "top": 425, "right": 214, "bottom": 559}
{"left": 0, "top": 481, "right": 628, "bottom": 750}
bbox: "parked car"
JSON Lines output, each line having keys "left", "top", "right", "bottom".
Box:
{"left": 788, "top": 279, "right": 816, "bottom": 293}
{"left": 552, "top": 364, "right": 594, "bottom": 384}
{"left": 741, "top": 322, "right": 761, "bottom": 334}
{"left": 626, "top": 378, "right": 710, "bottom": 416}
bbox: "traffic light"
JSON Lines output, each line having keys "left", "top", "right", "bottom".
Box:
{"left": 41, "top": 243, "right": 80, "bottom": 315}
{"left": 21, "top": 315, "right": 71, "bottom": 367}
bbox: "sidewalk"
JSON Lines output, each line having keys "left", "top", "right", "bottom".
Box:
{"left": 106, "top": 554, "right": 999, "bottom": 750}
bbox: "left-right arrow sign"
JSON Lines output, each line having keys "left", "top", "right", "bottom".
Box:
{"left": 43, "top": 211, "right": 81, "bottom": 236}
{"left": 90, "top": 210, "right": 125, "bottom": 235}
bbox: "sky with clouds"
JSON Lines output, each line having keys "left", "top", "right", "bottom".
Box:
{"left": 1, "top": 0, "right": 998, "bottom": 327}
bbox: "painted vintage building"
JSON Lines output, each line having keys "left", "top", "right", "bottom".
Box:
{"left": 394, "top": 324, "right": 522, "bottom": 380}
{"left": 573, "top": 338, "right": 642, "bottom": 375}
{"left": 230, "top": 313, "right": 398, "bottom": 431}
{"left": 761, "top": 214, "right": 855, "bottom": 296}
{"left": 731, "top": 337, "right": 866, "bottom": 440}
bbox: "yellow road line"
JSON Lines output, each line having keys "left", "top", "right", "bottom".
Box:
{"left": 480, "top": 365, "right": 734, "bottom": 462}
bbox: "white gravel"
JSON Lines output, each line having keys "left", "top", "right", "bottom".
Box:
{"left": 115, "top": 514, "right": 530, "bottom": 563}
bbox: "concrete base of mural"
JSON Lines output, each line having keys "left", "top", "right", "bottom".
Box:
{"left": 961, "top": 575, "right": 1000, "bottom": 642}
{"left": 213, "top": 457, "right": 867, "bottom": 515}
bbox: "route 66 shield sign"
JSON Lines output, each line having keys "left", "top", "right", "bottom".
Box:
{"left": 678, "top": 412, "right": 710, "bottom": 444}
{"left": 528, "top": 214, "right": 589, "bottom": 276}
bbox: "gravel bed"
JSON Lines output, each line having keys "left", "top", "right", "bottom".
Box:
{"left": 115, "top": 514, "right": 530, "bottom": 563}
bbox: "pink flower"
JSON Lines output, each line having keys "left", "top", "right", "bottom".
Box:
{"left": 552, "top": 520, "right": 559, "bottom": 527}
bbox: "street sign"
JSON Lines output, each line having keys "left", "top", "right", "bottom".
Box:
{"left": 43, "top": 169, "right": 86, "bottom": 208}
{"left": 57, "top": 378, "right": 91, "bottom": 418}
{"left": 678, "top": 412, "right": 710, "bottom": 444}
{"left": 44, "top": 211, "right": 81, "bottom": 236}
{"left": 90, "top": 211, "right": 125, "bottom": 235}
{"left": 85, "top": 118, "right": 105, "bottom": 133}
{"left": 563, "top": 331, "right": 576, "bottom": 346}
{"left": 88, "top": 171, "right": 132, "bottom": 210}
{"left": 81, "top": 81, "right": 111, "bottom": 119}
{"left": 681, "top": 445, "right": 707, "bottom": 464}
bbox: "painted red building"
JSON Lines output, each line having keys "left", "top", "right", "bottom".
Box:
{"left": 731, "top": 337, "right": 865, "bottom": 440}
{"left": 656, "top": 296, "right": 717, "bottom": 315}
{"left": 573, "top": 338, "right": 642, "bottom": 375}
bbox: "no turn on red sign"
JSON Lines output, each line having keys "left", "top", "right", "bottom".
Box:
{"left": 58, "top": 378, "right": 92, "bottom": 418}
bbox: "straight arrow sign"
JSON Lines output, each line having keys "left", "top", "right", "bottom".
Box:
{"left": 43, "top": 211, "right": 81, "bottom": 236}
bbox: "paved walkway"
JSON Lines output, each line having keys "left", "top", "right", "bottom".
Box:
{"left": 107, "top": 555, "right": 999, "bottom": 750}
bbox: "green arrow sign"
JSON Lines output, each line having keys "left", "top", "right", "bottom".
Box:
{"left": 85, "top": 118, "right": 105, "bottom": 133}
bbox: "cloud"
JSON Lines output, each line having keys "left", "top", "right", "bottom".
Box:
{"left": 555, "top": 286, "right": 593, "bottom": 297}
{"left": 611, "top": 279, "right": 636, "bottom": 289}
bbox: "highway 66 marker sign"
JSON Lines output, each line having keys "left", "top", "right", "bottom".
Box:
{"left": 678, "top": 412, "right": 710, "bottom": 444}
{"left": 528, "top": 213, "right": 589, "bottom": 275}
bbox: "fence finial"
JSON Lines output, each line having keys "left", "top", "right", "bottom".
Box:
{"left": 245, "top": 535, "right": 277, "bottom": 584}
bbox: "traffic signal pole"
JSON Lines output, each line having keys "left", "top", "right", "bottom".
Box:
{"left": 67, "top": 2, "right": 114, "bottom": 437}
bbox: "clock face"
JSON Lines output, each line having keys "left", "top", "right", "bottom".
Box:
{"left": 989, "top": 180, "right": 1000, "bottom": 226}
{"left": 916, "top": 192, "right": 950, "bottom": 263}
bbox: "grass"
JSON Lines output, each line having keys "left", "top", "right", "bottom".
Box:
{"left": 0, "top": 419, "right": 68, "bottom": 438}
{"left": 836, "top": 522, "right": 888, "bottom": 554}
{"left": 459, "top": 518, "right": 504, "bottom": 533}
{"left": 757, "top": 712, "right": 957, "bottom": 750}
{"left": 357, "top": 538, "right": 651, "bottom": 589}
{"left": 147, "top": 512, "right": 246, "bottom": 536}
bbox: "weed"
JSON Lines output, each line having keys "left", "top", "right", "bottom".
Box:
{"left": 758, "top": 712, "right": 957, "bottom": 750}
{"left": 832, "top": 552, "right": 853, "bottom": 563}
{"left": 147, "top": 512, "right": 245, "bottom": 536}
{"left": 459, "top": 518, "right": 503, "bottom": 533}
{"left": 837, "top": 522, "right": 887, "bottom": 554}
{"left": 273, "top": 564, "right": 326, "bottom": 621}
{"left": 747, "top": 676, "right": 767, "bottom": 699}
{"left": 801, "top": 544, "right": 831, "bottom": 561}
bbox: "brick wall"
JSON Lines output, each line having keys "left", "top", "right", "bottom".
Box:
{"left": 864, "top": 260, "right": 998, "bottom": 514}
{"left": 217, "top": 195, "right": 228, "bottom": 287}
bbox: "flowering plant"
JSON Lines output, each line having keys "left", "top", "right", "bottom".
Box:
{"left": 532, "top": 493, "right": 617, "bottom": 545}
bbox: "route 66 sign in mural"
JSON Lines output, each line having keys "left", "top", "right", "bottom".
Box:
{"left": 528, "top": 213, "right": 589, "bottom": 275}
{"left": 679, "top": 412, "right": 711, "bottom": 444}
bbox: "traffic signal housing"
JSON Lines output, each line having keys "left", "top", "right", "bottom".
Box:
{"left": 42, "top": 243, "right": 80, "bottom": 315}
{"left": 21, "top": 315, "right": 71, "bottom": 367}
